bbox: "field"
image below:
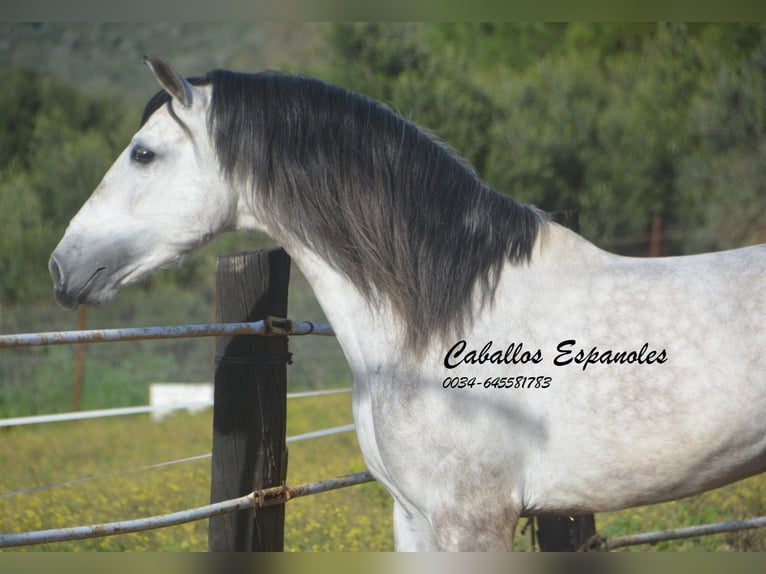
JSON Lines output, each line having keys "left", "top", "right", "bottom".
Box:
{"left": 0, "top": 392, "right": 394, "bottom": 552}
{"left": 1, "top": 388, "right": 766, "bottom": 552}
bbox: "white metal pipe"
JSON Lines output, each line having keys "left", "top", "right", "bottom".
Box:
{"left": 285, "top": 388, "right": 352, "bottom": 400}
{"left": 285, "top": 424, "right": 356, "bottom": 443}
{"left": 0, "top": 403, "right": 211, "bottom": 427}
{"left": 0, "top": 316, "right": 335, "bottom": 348}
{"left": 0, "top": 388, "right": 351, "bottom": 428}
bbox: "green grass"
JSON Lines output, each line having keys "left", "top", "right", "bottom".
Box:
{"left": 1, "top": 389, "right": 766, "bottom": 551}
{"left": 594, "top": 478, "right": 766, "bottom": 551}
{"left": 0, "top": 392, "right": 393, "bottom": 552}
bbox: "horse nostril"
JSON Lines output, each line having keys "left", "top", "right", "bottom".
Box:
{"left": 49, "top": 256, "right": 63, "bottom": 288}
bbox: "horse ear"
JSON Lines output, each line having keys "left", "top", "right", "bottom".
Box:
{"left": 143, "top": 55, "right": 195, "bottom": 108}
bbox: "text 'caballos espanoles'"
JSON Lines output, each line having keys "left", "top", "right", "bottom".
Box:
{"left": 443, "top": 339, "right": 667, "bottom": 371}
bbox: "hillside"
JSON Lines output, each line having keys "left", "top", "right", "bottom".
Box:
{"left": 0, "top": 23, "right": 327, "bottom": 102}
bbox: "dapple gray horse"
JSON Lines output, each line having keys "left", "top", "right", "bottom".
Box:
{"left": 49, "top": 57, "right": 766, "bottom": 550}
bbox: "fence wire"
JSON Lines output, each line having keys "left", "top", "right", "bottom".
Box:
{"left": 0, "top": 423, "right": 356, "bottom": 499}
{"left": 0, "top": 387, "right": 351, "bottom": 427}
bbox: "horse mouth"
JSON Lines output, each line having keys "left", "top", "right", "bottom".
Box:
{"left": 53, "top": 266, "right": 108, "bottom": 310}
{"left": 79, "top": 266, "right": 108, "bottom": 300}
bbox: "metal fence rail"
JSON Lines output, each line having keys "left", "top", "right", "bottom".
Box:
{"left": 595, "top": 515, "right": 766, "bottom": 551}
{"left": 0, "top": 388, "right": 351, "bottom": 427}
{"left": 3, "top": 467, "right": 764, "bottom": 550}
{"left": 0, "top": 316, "right": 334, "bottom": 348}
{"left": 0, "top": 312, "right": 355, "bottom": 549}
{"left": 4, "top": 311, "right": 765, "bottom": 551}
{"left": 0, "top": 471, "right": 374, "bottom": 548}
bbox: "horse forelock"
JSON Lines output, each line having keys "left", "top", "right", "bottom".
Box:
{"left": 159, "top": 69, "right": 545, "bottom": 352}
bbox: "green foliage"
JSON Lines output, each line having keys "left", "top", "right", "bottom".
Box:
{"left": 680, "top": 32, "right": 766, "bottom": 249}
{"left": 487, "top": 24, "right": 709, "bottom": 245}
{"left": 0, "top": 66, "right": 137, "bottom": 304}
{"left": 325, "top": 23, "right": 766, "bottom": 254}
{"left": 0, "top": 68, "right": 40, "bottom": 169}
{"left": 0, "top": 172, "right": 55, "bottom": 302}
{"left": 3, "top": 23, "right": 766, "bottom": 304}
{"left": 326, "top": 24, "right": 498, "bottom": 175}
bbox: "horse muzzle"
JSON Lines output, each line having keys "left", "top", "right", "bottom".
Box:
{"left": 48, "top": 255, "right": 110, "bottom": 309}
{"left": 48, "top": 238, "right": 131, "bottom": 310}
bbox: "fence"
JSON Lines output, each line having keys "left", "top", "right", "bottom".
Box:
{"left": 0, "top": 248, "right": 365, "bottom": 551}
{"left": 1, "top": 244, "right": 765, "bottom": 551}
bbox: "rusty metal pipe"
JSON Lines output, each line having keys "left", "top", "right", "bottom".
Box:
{"left": 0, "top": 471, "right": 373, "bottom": 548}
{"left": 0, "top": 316, "right": 334, "bottom": 348}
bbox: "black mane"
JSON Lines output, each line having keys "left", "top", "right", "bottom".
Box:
{"left": 142, "top": 70, "right": 545, "bottom": 351}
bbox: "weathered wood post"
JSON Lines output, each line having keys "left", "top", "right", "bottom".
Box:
{"left": 536, "top": 211, "right": 598, "bottom": 552}
{"left": 208, "top": 248, "right": 291, "bottom": 551}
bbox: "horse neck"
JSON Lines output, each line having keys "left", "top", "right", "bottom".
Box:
{"left": 281, "top": 227, "right": 572, "bottom": 375}
{"left": 283, "top": 241, "right": 405, "bottom": 375}
{"left": 280, "top": 220, "right": 607, "bottom": 376}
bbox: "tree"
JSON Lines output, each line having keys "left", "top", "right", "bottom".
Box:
{"left": 325, "top": 23, "right": 498, "bottom": 175}
{"left": 680, "top": 28, "right": 766, "bottom": 250}
{"left": 324, "top": 23, "right": 766, "bottom": 254}
{"left": 0, "top": 66, "right": 136, "bottom": 303}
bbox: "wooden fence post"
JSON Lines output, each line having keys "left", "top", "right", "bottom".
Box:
{"left": 208, "top": 248, "right": 291, "bottom": 552}
{"left": 536, "top": 211, "right": 598, "bottom": 552}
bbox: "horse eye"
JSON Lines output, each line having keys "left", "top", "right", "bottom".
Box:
{"left": 130, "top": 145, "right": 155, "bottom": 165}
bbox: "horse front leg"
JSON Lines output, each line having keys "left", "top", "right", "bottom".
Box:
{"left": 429, "top": 502, "right": 521, "bottom": 551}
{"left": 393, "top": 500, "right": 439, "bottom": 551}
{"left": 393, "top": 496, "right": 520, "bottom": 550}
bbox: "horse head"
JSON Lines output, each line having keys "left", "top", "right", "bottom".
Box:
{"left": 49, "top": 56, "right": 245, "bottom": 309}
